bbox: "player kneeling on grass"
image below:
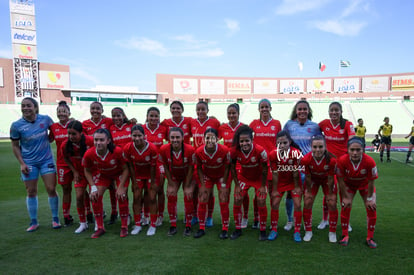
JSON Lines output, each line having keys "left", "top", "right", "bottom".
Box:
{"left": 62, "top": 120, "right": 95, "bottom": 233}
{"left": 194, "top": 128, "right": 231, "bottom": 239}
{"left": 123, "top": 125, "right": 159, "bottom": 236}
{"left": 82, "top": 129, "right": 130, "bottom": 239}
{"left": 159, "top": 127, "right": 196, "bottom": 237}
{"left": 337, "top": 137, "right": 378, "bottom": 248}
{"left": 268, "top": 131, "right": 303, "bottom": 242}
{"left": 230, "top": 125, "right": 268, "bottom": 241}
{"left": 301, "top": 135, "right": 338, "bottom": 243}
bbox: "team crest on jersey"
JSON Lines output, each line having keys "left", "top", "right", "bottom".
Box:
{"left": 360, "top": 169, "right": 367, "bottom": 175}
{"left": 217, "top": 158, "right": 222, "bottom": 164}
{"left": 271, "top": 126, "right": 275, "bottom": 130}
{"left": 184, "top": 157, "right": 188, "bottom": 163}
{"left": 339, "top": 129, "right": 345, "bottom": 134}
{"left": 183, "top": 125, "right": 187, "bottom": 129}
{"left": 307, "top": 128, "right": 311, "bottom": 133}
{"left": 324, "top": 165, "right": 329, "bottom": 170}
{"left": 40, "top": 123, "right": 45, "bottom": 129}
{"left": 251, "top": 157, "right": 257, "bottom": 163}
{"left": 126, "top": 127, "right": 130, "bottom": 131}
{"left": 110, "top": 159, "right": 116, "bottom": 165}
{"left": 145, "top": 156, "right": 150, "bottom": 161}
{"left": 101, "top": 125, "right": 106, "bottom": 129}
{"left": 158, "top": 134, "right": 162, "bottom": 138}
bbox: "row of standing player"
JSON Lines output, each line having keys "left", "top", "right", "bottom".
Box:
{"left": 11, "top": 98, "right": 378, "bottom": 248}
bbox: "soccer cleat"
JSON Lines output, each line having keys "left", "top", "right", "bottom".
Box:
{"left": 241, "top": 218, "right": 248, "bottom": 229}
{"left": 259, "top": 230, "right": 267, "bottom": 241}
{"left": 141, "top": 216, "right": 149, "bottom": 226}
{"left": 268, "top": 230, "right": 278, "bottom": 241}
{"left": 194, "top": 229, "right": 205, "bottom": 238}
{"left": 91, "top": 228, "right": 105, "bottom": 239}
{"left": 52, "top": 221, "right": 62, "bottom": 229}
{"left": 191, "top": 217, "right": 199, "bottom": 226}
{"left": 131, "top": 225, "right": 142, "bottom": 235}
{"left": 86, "top": 213, "right": 94, "bottom": 224}
{"left": 219, "top": 230, "right": 228, "bottom": 239}
{"left": 26, "top": 223, "right": 39, "bottom": 232}
{"left": 94, "top": 223, "right": 98, "bottom": 232}
{"left": 107, "top": 213, "right": 118, "bottom": 225}
{"left": 339, "top": 235, "right": 349, "bottom": 246}
{"left": 251, "top": 220, "right": 259, "bottom": 229}
{"left": 284, "top": 221, "right": 293, "bottom": 231}
{"left": 406, "top": 160, "right": 412, "bottom": 164}
{"left": 74, "top": 222, "right": 88, "bottom": 234}
{"left": 303, "top": 231, "right": 313, "bottom": 242}
{"left": 230, "top": 229, "right": 242, "bottom": 240}
{"left": 329, "top": 232, "right": 337, "bottom": 243}
{"left": 348, "top": 224, "right": 353, "bottom": 232}
{"left": 206, "top": 217, "right": 213, "bottom": 228}
{"left": 155, "top": 216, "right": 163, "bottom": 227}
{"left": 293, "top": 232, "right": 302, "bottom": 242}
{"left": 127, "top": 214, "right": 131, "bottom": 226}
{"left": 183, "top": 226, "right": 192, "bottom": 237}
{"left": 147, "top": 226, "right": 156, "bottom": 236}
{"left": 317, "top": 220, "right": 328, "bottom": 230}
{"left": 167, "top": 226, "right": 177, "bottom": 236}
{"left": 366, "top": 238, "right": 377, "bottom": 249}
{"left": 64, "top": 216, "right": 74, "bottom": 227}
{"left": 120, "top": 227, "right": 128, "bottom": 238}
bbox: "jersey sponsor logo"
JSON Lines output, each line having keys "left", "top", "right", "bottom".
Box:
{"left": 40, "top": 123, "right": 45, "bottom": 129}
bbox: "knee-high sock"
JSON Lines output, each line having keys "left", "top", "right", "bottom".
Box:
{"left": 158, "top": 193, "right": 165, "bottom": 217}
{"left": 84, "top": 193, "right": 92, "bottom": 215}
{"left": 184, "top": 196, "right": 194, "bottom": 228}
{"left": 77, "top": 207, "right": 86, "bottom": 223}
{"left": 48, "top": 196, "right": 59, "bottom": 220}
{"left": 340, "top": 206, "right": 351, "bottom": 236}
{"left": 233, "top": 204, "right": 242, "bottom": 230}
{"left": 253, "top": 197, "right": 259, "bottom": 222}
{"left": 109, "top": 188, "right": 117, "bottom": 215}
{"left": 197, "top": 202, "right": 208, "bottom": 230}
{"left": 167, "top": 195, "right": 177, "bottom": 227}
{"left": 259, "top": 205, "right": 267, "bottom": 231}
{"left": 219, "top": 202, "right": 229, "bottom": 231}
{"left": 407, "top": 151, "right": 412, "bottom": 161}
{"left": 207, "top": 195, "right": 215, "bottom": 218}
{"left": 26, "top": 196, "right": 38, "bottom": 223}
{"left": 329, "top": 209, "right": 338, "bottom": 233}
{"left": 92, "top": 196, "right": 104, "bottom": 230}
{"left": 303, "top": 208, "right": 312, "bottom": 231}
{"left": 134, "top": 214, "right": 141, "bottom": 226}
{"left": 387, "top": 150, "right": 390, "bottom": 159}
{"left": 294, "top": 210, "right": 302, "bottom": 233}
{"left": 367, "top": 208, "right": 377, "bottom": 239}
{"left": 242, "top": 193, "right": 249, "bottom": 219}
{"left": 118, "top": 197, "right": 129, "bottom": 229}
{"left": 270, "top": 209, "right": 279, "bottom": 231}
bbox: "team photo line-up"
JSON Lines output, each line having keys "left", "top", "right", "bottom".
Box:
{"left": 10, "top": 97, "right": 412, "bottom": 248}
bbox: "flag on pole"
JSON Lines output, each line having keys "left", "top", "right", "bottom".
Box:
{"left": 340, "top": 60, "right": 351, "bottom": 67}
{"left": 298, "top": 61, "right": 303, "bottom": 72}
{"left": 319, "top": 62, "right": 326, "bottom": 72}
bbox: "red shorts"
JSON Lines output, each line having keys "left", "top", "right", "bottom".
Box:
{"left": 237, "top": 175, "right": 267, "bottom": 198}
{"left": 135, "top": 177, "right": 161, "bottom": 189}
{"left": 276, "top": 181, "right": 295, "bottom": 193}
{"left": 74, "top": 176, "right": 88, "bottom": 188}
{"left": 57, "top": 166, "right": 73, "bottom": 185}
{"left": 199, "top": 175, "right": 231, "bottom": 190}
{"left": 93, "top": 173, "right": 129, "bottom": 188}
{"left": 305, "top": 180, "right": 337, "bottom": 196}
{"left": 345, "top": 183, "right": 376, "bottom": 195}
{"left": 276, "top": 190, "right": 302, "bottom": 198}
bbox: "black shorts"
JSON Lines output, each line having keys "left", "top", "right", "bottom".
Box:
{"left": 381, "top": 136, "right": 392, "bottom": 145}
{"left": 410, "top": 136, "right": 414, "bottom": 146}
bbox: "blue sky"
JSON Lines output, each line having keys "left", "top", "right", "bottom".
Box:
{"left": 1, "top": 0, "right": 413, "bottom": 91}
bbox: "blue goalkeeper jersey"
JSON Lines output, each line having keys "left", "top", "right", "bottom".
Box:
{"left": 10, "top": 114, "right": 55, "bottom": 165}
{"left": 283, "top": 119, "right": 321, "bottom": 155}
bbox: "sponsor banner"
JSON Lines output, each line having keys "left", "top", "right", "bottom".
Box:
{"left": 39, "top": 71, "right": 70, "bottom": 89}
{"left": 11, "top": 13, "right": 36, "bottom": 30}
{"left": 9, "top": 0, "right": 35, "bottom": 15}
{"left": 11, "top": 29, "right": 36, "bottom": 45}
{"left": 306, "top": 78, "right": 332, "bottom": 93}
{"left": 334, "top": 78, "right": 360, "bottom": 93}
{"left": 12, "top": 44, "right": 37, "bottom": 59}
{"left": 392, "top": 75, "right": 414, "bottom": 90}
{"left": 280, "top": 79, "right": 304, "bottom": 94}
{"left": 362, "top": 77, "right": 389, "bottom": 92}
{"left": 0, "top": 68, "right": 3, "bottom": 87}
{"left": 253, "top": 79, "right": 278, "bottom": 94}
{"left": 173, "top": 78, "right": 198, "bottom": 94}
{"left": 200, "top": 79, "right": 224, "bottom": 95}
{"left": 227, "top": 79, "right": 251, "bottom": 94}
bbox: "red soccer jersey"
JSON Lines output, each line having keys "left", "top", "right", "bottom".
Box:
{"left": 161, "top": 117, "right": 192, "bottom": 144}
{"left": 230, "top": 144, "right": 268, "bottom": 181}
{"left": 336, "top": 153, "right": 378, "bottom": 190}
{"left": 123, "top": 141, "right": 158, "bottom": 179}
{"left": 218, "top": 122, "right": 244, "bottom": 148}
{"left": 61, "top": 135, "right": 94, "bottom": 176}
{"left": 319, "top": 119, "right": 355, "bottom": 158}
{"left": 110, "top": 123, "right": 132, "bottom": 147}
{"left": 190, "top": 117, "right": 221, "bottom": 149}
{"left": 82, "top": 117, "right": 113, "bottom": 136}
{"left": 143, "top": 123, "right": 167, "bottom": 149}
{"left": 301, "top": 151, "right": 337, "bottom": 184}
{"left": 196, "top": 144, "right": 230, "bottom": 179}
{"left": 50, "top": 121, "right": 70, "bottom": 166}
{"left": 268, "top": 146, "right": 302, "bottom": 191}
{"left": 158, "top": 143, "right": 195, "bottom": 180}
{"left": 82, "top": 146, "right": 127, "bottom": 177}
{"left": 249, "top": 119, "right": 282, "bottom": 153}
